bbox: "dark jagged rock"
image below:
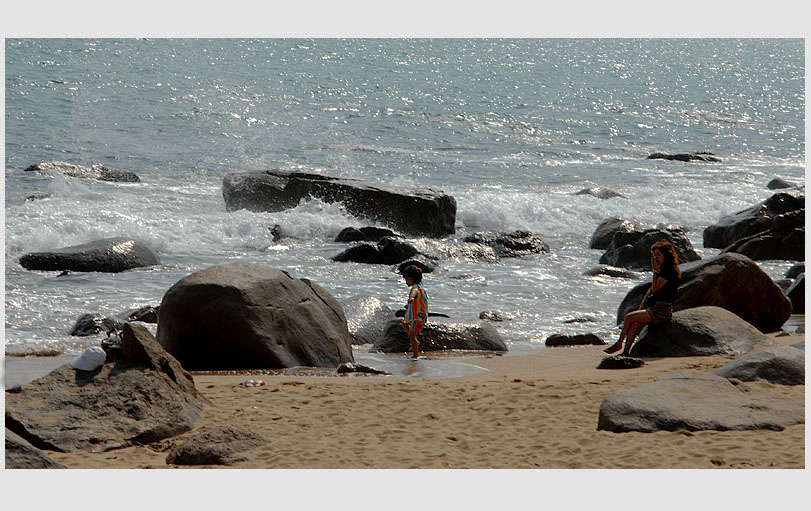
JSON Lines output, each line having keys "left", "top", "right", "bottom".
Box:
{"left": 222, "top": 170, "right": 456, "bottom": 238}
{"left": 584, "top": 265, "right": 639, "bottom": 279}
{"left": 373, "top": 320, "right": 507, "bottom": 353}
{"left": 629, "top": 306, "right": 776, "bottom": 357}
{"left": 396, "top": 256, "right": 437, "bottom": 274}
{"left": 269, "top": 224, "right": 282, "bottom": 242}
{"left": 767, "top": 178, "right": 796, "bottom": 190}
{"left": 333, "top": 236, "right": 419, "bottom": 266}
{"left": 337, "top": 362, "right": 392, "bottom": 375}
{"left": 597, "top": 356, "right": 644, "bottom": 369}
{"left": 545, "top": 333, "right": 605, "bottom": 347}
{"left": 19, "top": 237, "right": 160, "bottom": 273}
{"left": 575, "top": 187, "right": 624, "bottom": 200}
{"left": 464, "top": 230, "right": 550, "bottom": 258}
{"left": 5, "top": 429, "right": 67, "bottom": 469}
{"left": 786, "top": 275, "right": 804, "bottom": 314}
{"left": 785, "top": 262, "right": 805, "bottom": 279}
{"left": 156, "top": 263, "right": 354, "bottom": 370}
{"left": 25, "top": 193, "right": 51, "bottom": 202}
{"left": 126, "top": 305, "right": 159, "bottom": 324}
{"left": 720, "top": 207, "right": 804, "bottom": 261}
{"left": 562, "top": 316, "right": 596, "bottom": 324}
{"left": 166, "top": 426, "right": 269, "bottom": 466}
{"left": 646, "top": 151, "right": 721, "bottom": 162}
{"left": 5, "top": 323, "right": 208, "bottom": 453}
{"left": 479, "top": 310, "right": 512, "bottom": 322}
{"left": 714, "top": 346, "right": 805, "bottom": 385}
{"left": 617, "top": 253, "right": 792, "bottom": 333}
{"left": 589, "top": 217, "right": 639, "bottom": 250}
{"left": 598, "top": 370, "right": 804, "bottom": 433}
{"left": 599, "top": 227, "right": 699, "bottom": 270}
{"left": 335, "top": 226, "right": 398, "bottom": 243}
{"left": 69, "top": 313, "right": 122, "bottom": 336}
{"left": 24, "top": 161, "right": 140, "bottom": 182}
{"left": 703, "top": 190, "right": 804, "bottom": 250}
{"left": 341, "top": 295, "right": 396, "bottom": 345}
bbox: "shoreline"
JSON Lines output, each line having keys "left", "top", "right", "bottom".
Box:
{"left": 13, "top": 328, "right": 802, "bottom": 470}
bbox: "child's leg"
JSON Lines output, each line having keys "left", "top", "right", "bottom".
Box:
{"left": 407, "top": 322, "right": 421, "bottom": 358}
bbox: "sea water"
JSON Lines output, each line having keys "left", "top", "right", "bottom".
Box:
{"left": 3, "top": 38, "right": 805, "bottom": 363}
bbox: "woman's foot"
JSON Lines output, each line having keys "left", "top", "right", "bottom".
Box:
{"left": 604, "top": 342, "right": 622, "bottom": 354}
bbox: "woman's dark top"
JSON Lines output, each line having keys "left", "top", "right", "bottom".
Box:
{"left": 649, "top": 264, "right": 680, "bottom": 305}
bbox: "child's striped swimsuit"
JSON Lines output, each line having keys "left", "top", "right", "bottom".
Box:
{"left": 404, "top": 284, "right": 428, "bottom": 333}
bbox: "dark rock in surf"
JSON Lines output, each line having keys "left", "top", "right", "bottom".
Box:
{"left": 222, "top": 170, "right": 456, "bottom": 238}
{"left": 373, "top": 320, "right": 507, "bottom": 353}
{"left": 584, "top": 265, "right": 639, "bottom": 279}
{"left": 786, "top": 275, "right": 804, "bottom": 314}
{"left": 341, "top": 295, "right": 396, "bottom": 345}
{"left": 332, "top": 236, "right": 419, "bottom": 265}
{"left": 575, "top": 187, "right": 624, "bottom": 200}
{"left": 767, "top": 178, "right": 796, "bottom": 190}
{"left": 597, "top": 356, "right": 644, "bottom": 370}
{"left": 589, "top": 217, "right": 639, "bottom": 250}
{"left": 166, "top": 426, "right": 269, "bottom": 466}
{"left": 24, "top": 161, "right": 140, "bottom": 182}
{"left": 5, "top": 323, "right": 208, "bottom": 453}
{"left": 785, "top": 263, "right": 805, "bottom": 279}
{"left": 335, "top": 226, "right": 399, "bottom": 243}
{"left": 156, "top": 263, "right": 354, "bottom": 369}
{"left": 19, "top": 237, "right": 160, "bottom": 273}
{"left": 597, "top": 370, "right": 803, "bottom": 433}
{"left": 599, "top": 227, "right": 699, "bottom": 270}
{"left": 464, "top": 230, "right": 550, "bottom": 258}
{"left": 545, "top": 333, "right": 605, "bottom": 347}
{"left": 25, "top": 193, "right": 51, "bottom": 202}
{"left": 125, "top": 305, "right": 159, "bottom": 324}
{"left": 714, "top": 346, "right": 805, "bottom": 386}
{"left": 69, "top": 313, "right": 122, "bottom": 337}
{"left": 646, "top": 151, "right": 721, "bottom": 162}
{"left": 5, "top": 429, "right": 67, "bottom": 469}
{"left": 617, "top": 253, "right": 791, "bottom": 333}
{"left": 703, "top": 190, "right": 804, "bottom": 250}
{"left": 479, "top": 310, "right": 512, "bottom": 322}
{"left": 629, "top": 306, "right": 776, "bottom": 357}
{"left": 396, "top": 257, "right": 437, "bottom": 274}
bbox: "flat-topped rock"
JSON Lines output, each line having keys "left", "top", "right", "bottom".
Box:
{"left": 373, "top": 320, "right": 507, "bottom": 353}
{"left": 598, "top": 370, "right": 804, "bottom": 432}
{"left": 714, "top": 346, "right": 804, "bottom": 385}
{"left": 647, "top": 151, "right": 721, "bottom": 162}
{"left": 24, "top": 161, "right": 140, "bottom": 182}
{"left": 19, "top": 237, "right": 160, "bottom": 273}
{"left": 222, "top": 170, "right": 456, "bottom": 237}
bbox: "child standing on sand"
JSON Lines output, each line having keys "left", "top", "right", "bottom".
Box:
{"left": 401, "top": 265, "right": 428, "bottom": 359}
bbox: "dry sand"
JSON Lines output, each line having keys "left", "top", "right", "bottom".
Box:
{"left": 43, "top": 331, "right": 805, "bottom": 470}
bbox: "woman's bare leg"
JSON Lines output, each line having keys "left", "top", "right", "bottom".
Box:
{"left": 605, "top": 310, "right": 640, "bottom": 354}
{"left": 621, "top": 311, "right": 654, "bottom": 356}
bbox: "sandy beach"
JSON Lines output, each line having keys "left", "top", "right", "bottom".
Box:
{"left": 33, "top": 328, "right": 804, "bottom": 470}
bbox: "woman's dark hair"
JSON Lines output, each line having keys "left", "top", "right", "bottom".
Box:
{"left": 651, "top": 240, "right": 681, "bottom": 277}
{"left": 402, "top": 265, "right": 423, "bottom": 284}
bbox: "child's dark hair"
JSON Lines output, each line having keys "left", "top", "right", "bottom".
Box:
{"left": 402, "top": 265, "right": 423, "bottom": 284}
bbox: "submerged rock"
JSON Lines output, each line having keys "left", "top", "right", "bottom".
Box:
{"left": 19, "top": 237, "right": 160, "bottom": 273}
{"left": 646, "top": 151, "right": 721, "bottom": 162}
{"left": 335, "top": 226, "right": 399, "bottom": 243}
{"left": 333, "top": 236, "right": 420, "bottom": 265}
{"left": 24, "top": 161, "right": 140, "bottom": 182}
{"left": 575, "top": 187, "right": 624, "bottom": 200}
{"left": 464, "top": 230, "right": 550, "bottom": 258}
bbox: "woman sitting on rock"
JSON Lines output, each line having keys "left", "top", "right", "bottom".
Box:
{"left": 605, "top": 239, "right": 681, "bottom": 356}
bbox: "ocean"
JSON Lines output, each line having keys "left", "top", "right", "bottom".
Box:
{"left": 3, "top": 38, "right": 805, "bottom": 367}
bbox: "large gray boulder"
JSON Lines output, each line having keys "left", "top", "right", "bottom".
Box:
{"left": 703, "top": 190, "right": 804, "bottom": 250}
{"left": 5, "top": 323, "right": 208, "bottom": 453}
{"left": 714, "top": 346, "right": 805, "bottom": 385}
{"left": 373, "top": 320, "right": 507, "bottom": 353}
{"left": 597, "top": 370, "right": 804, "bottom": 432}
{"left": 24, "top": 161, "right": 140, "bottom": 182}
{"left": 617, "top": 253, "right": 792, "bottom": 333}
{"left": 166, "top": 426, "right": 268, "bottom": 466}
{"left": 629, "top": 306, "right": 776, "bottom": 357}
{"left": 156, "top": 263, "right": 354, "bottom": 370}
{"left": 342, "top": 295, "right": 396, "bottom": 345}
{"left": 222, "top": 170, "right": 456, "bottom": 238}
{"left": 599, "top": 227, "right": 699, "bottom": 270}
{"left": 19, "top": 237, "right": 160, "bottom": 273}
{"left": 5, "top": 429, "right": 67, "bottom": 469}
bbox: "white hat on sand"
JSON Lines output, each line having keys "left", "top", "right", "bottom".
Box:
{"left": 71, "top": 346, "right": 107, "bottom": 371}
